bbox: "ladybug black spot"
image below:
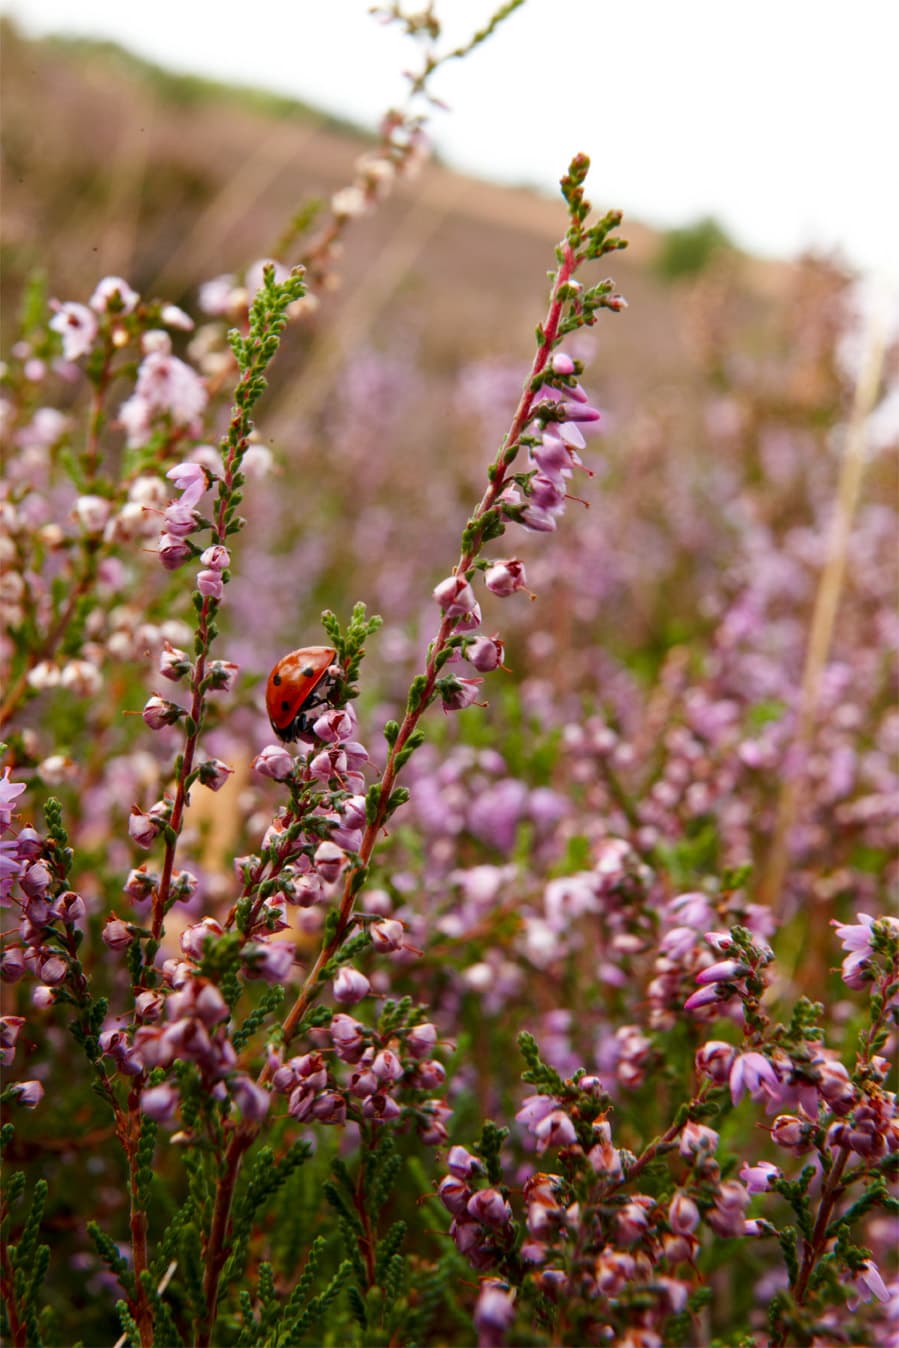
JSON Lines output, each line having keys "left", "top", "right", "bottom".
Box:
{"left": 302, "top": 666, "right": 314, "bottom": 677}
{"left": 273, "top": 673, "right": 282, "bottom": 685}
{"left": 281, "top": 700, "right": 290, "bottom": 712}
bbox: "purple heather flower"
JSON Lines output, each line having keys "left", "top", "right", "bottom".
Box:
{"left": 252, "top": 744, "right": 295, "bottom": 781}
{"left": 679, "top": 1121, "right": 719, "bottom": 1156}
{"left": 447, "top": 1145, "right": 484, "bottom": 1179}
{"left": 372, "top": 1049, "right": 403, "bottom": 1084}
{"left": 142, "top": 695, "right": 184, "bottom": 730}
{"left": 516, "top": 1094, "right": 558, "bottom": 1132}
{"left": 770, "top": 1114, "right": 815, "bottom": 1155}
{"left": 551, "top": 351, "right": 576, "bottom": 375}
{"left": 330, "top": 1014, "right": 367, "bottom": 1063}
{"left": 231, "top": 1075, "right": 270, "bottom": 1123}
{"left": 438, "top": 1175, "right": 471, "bottom": 1217}
{"left": 141, "top": 1083, "right": 179, "bottom": 1123}
{"left": 102, "top": 917, "right": 133, "bottom": 950}
{"left": 370, "top": 918, "right": 404, "bottom": 953}
{"left": 206, "top": 659, "right": 239, "bottom": 693}
{"left": 851, "top": 1259, "right": 891, "bottom": 1307}
{"left": 407, "top": 1022, "right": 438, "bottom": 1059}
{"left": 668, "top": 1192, "right": 700, "bottom": 1234}
{"left": 0, "top": 1016, "right": 26, "bottom": 1067}
{"left": 362, "top": 1091, "right": 402, "bottom": 1123}
{"left": 243, "top": 940, "right": 294, "bottom": 984}
{"left": 684, "top": 983, "right": 730, "bottom": 1012}
{"left": 729, "top": 1051, "right": 780, "bottom": 1105}
{"left": 694, "top": 1040, "right": 737, "bottom": 1085}
{"left": 333, "top": 966, "right": 371, "bottom": 1005}
{"left": 467, "top": 1188, "right": 512, "bottom": 1229}
{"left": 311, "top": 1091, "right": 347, "bottom": 1125}
{"left": 739, "top": 1160, "right": 781, "bottom": 1194}
{"left": 534, "top": 1109, "right": 577, "bottom": 1152}
{"left": 695, "top": 958, "right": 750, "bottom": 986}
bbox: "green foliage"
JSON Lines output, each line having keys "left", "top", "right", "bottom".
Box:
{"left": 656, "top": 216, "right": 734, "bottom": 279}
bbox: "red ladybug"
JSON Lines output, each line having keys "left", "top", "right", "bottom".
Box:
{"left": 266, "top": 646, "right": 338, "bottom": 741}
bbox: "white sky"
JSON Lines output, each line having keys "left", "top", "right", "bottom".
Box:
{"left": 3, "top": 0, "right": 897, "bottom": 281}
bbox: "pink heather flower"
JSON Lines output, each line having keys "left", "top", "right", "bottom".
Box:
{"left": 311, "top": 1091, "right": 347, "bottom": 1125}
{"left": 516, "top": 1095, "right": 558, "bottom": 1132}
{"left": 243, "top": 940, "right": 294, "bottom": 984}
{"left": 466, "top": 634, "right": 505, "bottom": 672}
{"left": 0, "top": 1016, "right": 26, "bottom": 1067}
{"left": 142, "top": 695, "right": 184, "bottom": 730}
{"left": 706, "top": 1181, "right": 750, "bottom": 1238}
{"left": 438, "top": 1175, "right": 472, "bottom": 1216}
{"left": 333, "top": 966, "right": 371, "bottom": 1005}
{"left": 50, "top": 302, "right": 98, "bottom": 360}
{"left": 157, "top": 533, "right": 193, "bottom": 571}
{"left": 679, "top": 1121, "right": 719, "bottom": 1157}
{"left": 439, "top": 675, "right": 485, "bottom": 712}
{"left": 252, "top": 744, "right": 295, "bottom": 781}
{"left": 484, "top": 558, "right": 533, "bottom": 598}
{"left": 166, "top": 459, "right": 208, "bottom": 501}
{"left": 362, "top": 1092, "right": 402, "bottom": 1123}
{"left": 551, "top": 351, "right": 576, "bottom": 375}
{"left": 311, "top": 707, "right": 357, "bottom": 743}
{"left": 314, "top": 841, "right": 345, "bottom": 883}
{"left": 851, "top": 1259, "right": 891, "bottom": 1307}
{"left": 330, "top": 1014, "right": 367, "bottom": 1062}
{"left": 102, "top": 917, "right": 133, "bottom": 950}
{"left": 739, "top": 1160, "right": 781, "bottom": 1194}
{"left": 196, "top": 569, "right": 224, "bottom": 600}
{"left": 668, "top": 1192, "right": 700, "bottom": 1234}
{"left": 729, "top": 1051, "right": 780, "bottom": 1105}
{"left": 372, "top": 1049, "right": 403, "bottom": 1084}
{"left": 231, "top": 1076, "right": 271, "bottom": 1123}
{"left": 120, "top": 351, "right": 207, "bottom": 447}
{"left": 534, "top": 1109, "right": 577, "bottom": 1152}
{"left": 416, "top": 1059, "right": 446, "bottom": 1090}
{"left": 197, "top": 759, "right": 234, "bottom": 792}
{"left": 695, "top": 1040, "right": 737, "bottom": 1085}
{"left": 695, "top": 958, "right": 750, "bottom": 987}
{"left": 616, "top": 1200, "right": 652, "bottom": 1244}
{"left": 39, "top": 956, "right": 68, "bottom": 986}
{"left": 9, "top": 1080, "right": 44, "bottom": 1109}
{"left": 140, "top": 1083, "right": 179, "bottom": 1123}
{"left": 128, "top": 808, "right": 162, "bottom": 849}
{"left": 0, "top": 769, "right": 27, "bottom": 828}
{"left": 161, "top": 303, "right": 193, "bottom": 331}
{"left": 370, "top": 919, "right": 404, "bottom": 953}
{"left": 771, "top": 1114, "right": 815, "bottom": 1155}
{"left": 407, "top": 1023, "right": 439, "bottom": 1059}
{"left": 124, "top": 866, "right": 157, "bottom": 903}
{"left": 467, "top": 1188, "right": 513, "bottom": 1230}
{"left": 180, "top": 918, "right": 224, "bottom": 960}
{"left": 1, "top": 948, "right": 27, "bottom": 982}
{"left": 159, "top": 643, "right": 192, "bottom": 682}
{"left": 684, "top": 983, "right": 730, "bottom": 1012}
{"left": 200, "top": 544, "right": 230, "bottom": 571}
{"left": 433, "top": 575, "right": 478, "bottom": 617}
{"left": 90, "top": 275, "right": 139, "bottom": 313}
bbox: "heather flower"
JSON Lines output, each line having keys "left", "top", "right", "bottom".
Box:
{"left": 438, "top": 1175, "right": 472, "bottom": 1216}
{"left": 679, "top": 1121, "right": 719, "bottom": 1156}
{"left": 484, "top": 558, "right": 532, "bottom": 597}
{"left": 333, "top": 966, "right": 370, "bottom": 1005}
{"left": 102, "top": 917, "right": 133, "bottom": 950}
{"left": 534, "top": 1109, "right": 577, "bottom": 1151}
{"left": 142, "top": 695, "right": 184, "bottom": 730}
{"left": 0, "top": 1016, "right": 26, "bottom": 1067}
{"left": 407, "top": 1022, "right": 439, "bottom": 1059}
{"left": 0, "top": 769, "right": 27, "bottom": 829}
{"left": 439, "top": 675, "right": 486, "bottom": 712}
{"left": 728, "top": 1051, "right": 780, "bottom": 1105}
{"left": 196, "top": 569, "right": 224, "bottom": 600}
{"left": 196, "top": 759, "right": 234, "bottom": 792}
{"left": 668, "top": 1192, "right": 700, "bottom": 1234}
{"left": 89, "top": 275, "right": 139, "bottom": 313}
{"left": 771, "top": 1114, "right": 815, "bottom": 1154}
{"left": 49, "top": 302, "right": 98, "bottom": 359}
{"left": 739, "top": 1160, "right": 781, "bottom": 1193}
{"left": 695, "top": 1039, "right": 737, "bottom": 1084}
{"left": 466, "top": 634, "right": 505, "bottom": 672}
{"left": 157, "top": 533, "right": 193, "bottom": 571}
{"left": 140, "top": 1083, "right": 179, "bottom": 1123}
{"left": 433, "top": 574, "right": 478, "bottom": 618}
{"left": 8, "top": 1080, "right": 44, "bottom": 1108}
{"left": 314, "top": 840, "right": 345, "bottom": 883}
{"left": 252, "top": 744, "right": 295, "bottom": 780}
{"left": 230, "top": 1076, "right": 271, "bottom": 1123}
{"left": 370, "top": 918, "right": 404, "bottom": 953}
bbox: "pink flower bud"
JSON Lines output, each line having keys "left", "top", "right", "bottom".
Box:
{"left": 141, "top": 1083, "right": 179, "bottom": 1123}
{"left": 551, "top": 351, "right": 575, "bottom": 375}
{"left": 668, "top": 1192, "right": 700, "bottom": 1234}
{"left": 694, "top": 1040, "right": 736, "bottom": 1085}
{"left": 433, "top": 575, "right": 478, "bottom": 617}
{"left": 9, "top": 1080, "right": 44, "bottom": 1109}
{"left": 438, "top": 1175, "right": 471, "bottom": 1216}
{"left": 197, "top": 758, "right": 234, "bottom": 792}
{"left": 102, "top": 917, "right": 133, "bottom": 950}
{"left": 252, "top": 744, "right": 296, "bottom": 780}
{"left": 485, "top": 558, "right": 532, "bottom": 597}
{"left": 157, "top": 533, "right": 192, "bottom": 571}
{"left": 370, "top": 918, "right": 404, "bottom": 953}
{"left": 466, "top": 634, "right": 505, "bottom": 672}
{"left": 206, "top": 659, "right": 239, "bottom": 692}
{"left": 200, "top": 544, "right": 230, "bottom": 571}
{"left": 196, "top": 569, "right": 223, "bottom": 600}
{"left": 439, "top": 675, "right": 485, "bottom": 712}
{"left": 467, "top": 1188, "right": 512, "bottom": 1228}
{"left": 159, "top": 641, "right": 192, "bottom": 682}
{"left": 333, "top": 966, "right": 370, "bottom": 1005}
{"left": 142, "top": 695, "right": 184, "bottom": 730}
{"left": 314, "top": 840, "right": 345, "bottom": 883}
{"left": 407, "top": 1023, "right": 438, "bottom": 1059}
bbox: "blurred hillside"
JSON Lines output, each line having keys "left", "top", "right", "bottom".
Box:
{"left": 4, "top": 18, "right": 868, "bottom": 692}
{"left": 0, "top": 19, "right": 791, "bottom": 408}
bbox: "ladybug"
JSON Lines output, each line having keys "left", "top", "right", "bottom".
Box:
{"left": 266, "top": 646, "right": 339, "bottom": 741}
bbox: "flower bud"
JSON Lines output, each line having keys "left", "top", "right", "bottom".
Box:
{"left": 333, "top": 966, "right": 371, "bottom": 1005}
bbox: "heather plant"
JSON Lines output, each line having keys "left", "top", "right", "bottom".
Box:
{"left": 2, "top": 6, "right": 898, "bottom": 1347}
